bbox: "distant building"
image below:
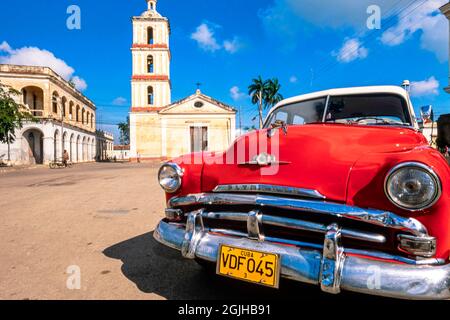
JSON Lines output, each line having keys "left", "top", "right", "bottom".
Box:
{"left": 96, "top": 130, "right": 114, "bottom": 161}
{"left": 129, "top": 0, "right": 236, "bottom": 160}
{"left": 420, "top": 121, "right": 438, "bottom": 145}
{"left": 113, "top": 145, "right": 130, "bottom": 160}
{"left": 0, "top": 64, "right": 97, "bottom": 165}
{"left": 440, "top": 2, "right": 450, "bottom": 93}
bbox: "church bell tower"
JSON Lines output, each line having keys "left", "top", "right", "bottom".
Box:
{"left": 131, "top": 0, "right": 171, "bottom": 109}
{"left": 130, "top": 0, "right": 171, "bottom": 159}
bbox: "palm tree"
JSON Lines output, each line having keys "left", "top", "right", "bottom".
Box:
{"left": 265, "top": 78, "right": 283, "bottom": 110}
{"left": 248, "top": 76, "right": 269, "bottom": 129}
{"left": 248, "top": 76, "right": 283, "bottom": 129}
{"left": 118, "top": 116, "right": 130, "bottom": 146}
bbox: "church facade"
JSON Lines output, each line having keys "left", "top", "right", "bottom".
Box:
{"left": 129, "top": 0, "right": 236, "bottom": 160}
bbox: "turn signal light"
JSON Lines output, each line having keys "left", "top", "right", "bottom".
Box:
{"left": 398, "top": 234, "right": 436, "bottom": 258}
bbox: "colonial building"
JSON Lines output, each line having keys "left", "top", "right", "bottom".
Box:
{"left": 441, "top": 2, "right": 450, "bottom": 93}
{"left": 113, "top": 145, "right": 130, "bottom": 161}
{"left": 96, "top": 130, "right": 114, "bottom": 161}
{"left": 129, "top": 0, "right": 236, "bottom": 160}
{"left": 0, "top": 64, "right": 98, "bottom": 165}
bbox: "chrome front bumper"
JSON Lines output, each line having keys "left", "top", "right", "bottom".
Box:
{"left": 154, "top": 216, "right": 450, "bottom": 300}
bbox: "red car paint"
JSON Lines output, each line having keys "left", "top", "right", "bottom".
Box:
{"left": 168, "top": 123, "right": 450, "bottom": 260}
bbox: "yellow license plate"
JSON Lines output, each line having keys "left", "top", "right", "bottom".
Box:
{"left": 217, "top": 244, "right": 281, "bottom": 288}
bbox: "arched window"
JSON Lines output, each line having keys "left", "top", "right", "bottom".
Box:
{"left": 22, "top": 89, "right": 27, "bottom": 105}
{"left": 147, "top": 55, "right": 154, "bottom": 73}
{"left": 86, "top": 111, "right": 90, "bottom": 126}
{"left": 76, "top": 105, "right": 80, "bottom": 122}
{"left": 69, "top": 102, "right": 74, "bottom": 120}
{"left": 82, "top": 109, "right": 85, "bottom": 124}
{"left": 147, "top": 86, "right": 154, "bottom": 105}
{"left": 61, "top": 97, "right": 67, "bottom": 118}
{"left": 52, "top": 92, "right": 59, "bottom": 114}
{"left": 147, "top": 27, "right": 154, "bottom": 45}
{"left": 91, "top": 114, "right": 94, "bottom": 128}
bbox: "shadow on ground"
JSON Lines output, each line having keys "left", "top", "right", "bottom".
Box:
{"left": 103, "top": 231, "right": 391, "bottom": 301}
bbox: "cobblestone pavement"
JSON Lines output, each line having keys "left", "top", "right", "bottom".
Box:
{"left": 0, "top": 162, "right": 387, "bottom": 301}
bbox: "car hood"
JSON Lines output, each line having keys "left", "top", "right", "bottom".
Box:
{"left": 201, "top": 124, "right": 428, "bottom": 202}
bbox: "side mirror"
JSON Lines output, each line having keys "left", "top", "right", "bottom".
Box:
{"left": 420, "top": 105, "right": 434, "bottom": 124}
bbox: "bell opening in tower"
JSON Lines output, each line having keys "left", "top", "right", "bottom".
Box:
{"left": 147, "top": 27, "right": 154, "bottom": 45}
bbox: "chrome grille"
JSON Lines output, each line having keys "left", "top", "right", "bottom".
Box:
{"left": 167, "top": 192, "right": 434, "bottom": 258}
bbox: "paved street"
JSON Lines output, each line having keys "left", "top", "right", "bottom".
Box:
{"left": 0, "top": 163, "right": 387, "bottom": 301}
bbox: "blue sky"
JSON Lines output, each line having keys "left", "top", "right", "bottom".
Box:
{"left": 0, "top": 0, "right": 449, "bottom": 141}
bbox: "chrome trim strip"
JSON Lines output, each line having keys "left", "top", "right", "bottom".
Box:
{"left": 213, "top": 184, "right": 326, "bottom": 200}
{"left": 169, "top": 193, "right": 429, "bottom": 237}
{"left": 261, "top": 214, "right": 386, "bottom": 244}
{"left": 171, "top": 223, "right": 442, "bottom": 266}
{"left": 154, "top": 220, "right": 450, "bottom": 299}
{"left": 199, "top": 210, "right": 386, "bottom": 243}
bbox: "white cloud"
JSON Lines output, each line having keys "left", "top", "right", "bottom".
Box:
{"left": 223, "top": 37, "right": 242, "bottom": 54}
{"left": 381, "top": 0, "right": 448, "bottom": 62}
{"left": 191, "top": 23, "right": 242, "bottom": 54}
{"left": 260, "top": 0, "right": 396, "bottom": 36}
{"left": 0, "top": 41, "right": 88, "bottom": 91}
{"left": 334, "top": 38, "right": 368, "bottom": 63}
{"left": 260, "top": 0, "right": 448, "bottom": 61}
{"left": 230, "top": 86, "right": 247, "bottom": 101}
{"left": 410, "top": 76, "right": 440, "bottom": 97}
{"left": 0, "top": 41, "right": 12, "bottom": 53}
{"left": 71, "top": 76, "right": 87, "bottom": 91}
{"left": 191, "top": 23, "right": 221, "bottom": 52}
{"left": 289, "top": 75, "right": 298, "bottom": 83}
{"left": 112, "top": 97, "right": 128, "bottom": 106}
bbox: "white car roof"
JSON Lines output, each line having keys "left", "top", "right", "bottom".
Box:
{"left": 265, "top": 85, "right": 417, "bottom": 127}
{"left": 273, "top": 85, "right": 408, "bottom": 109}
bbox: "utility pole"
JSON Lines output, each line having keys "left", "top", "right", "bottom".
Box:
{"left": 238, "top": 105, "right": 242, "bottom": 132}
{"left": 258, "top": 91, "right": 263, "bottom": 129}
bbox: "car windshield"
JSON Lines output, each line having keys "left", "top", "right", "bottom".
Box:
{"left": 265, "top": 98, "right": 327, "bottom": 127}
{"left": 265, "top": 94, "right": 412, "bottom": 128}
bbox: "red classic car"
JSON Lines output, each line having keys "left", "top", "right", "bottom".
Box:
{"left": 154, "top": 86, "right": 450, "bottom": 299}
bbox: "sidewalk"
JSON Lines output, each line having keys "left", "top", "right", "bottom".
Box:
{"left": 0, "top": 164, "right": 43, "bottom": 174}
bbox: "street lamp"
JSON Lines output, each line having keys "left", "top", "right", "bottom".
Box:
{"left": 52, "top": 95, "right": 64, "bottom": 161}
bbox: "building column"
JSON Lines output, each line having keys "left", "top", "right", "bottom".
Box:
{"left": 42, "top": 136, "right": 54, "bottom": 164}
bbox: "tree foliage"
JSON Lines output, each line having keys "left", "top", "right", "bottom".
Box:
{"left": 0, "top": 82, "right": 34, "bottom": 145}
{"left": 118, "top": 116, "right": 130, "bottom": 145}
{"left": 248, "top": 76, "right": 284, "bottom": 128}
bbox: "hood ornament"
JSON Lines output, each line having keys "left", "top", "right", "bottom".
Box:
{"left": 239, "top": 152, "right": 291, "bottom": 167}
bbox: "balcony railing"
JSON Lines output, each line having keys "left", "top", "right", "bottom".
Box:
{"left": 29, "top": 109, "right": 44, "bottom": 117}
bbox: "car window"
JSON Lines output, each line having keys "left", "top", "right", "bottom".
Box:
{"left": 275, "top": 111, "right": 288, "bottom": 122}
{"left": 325, "top": 94, "right": 411, "bottom": 126}
{"left": 265, "top": 98, "right": 326, "bottom": 127}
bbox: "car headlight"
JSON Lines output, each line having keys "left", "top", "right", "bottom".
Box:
{"left": 385, "top": 162, "right": 441, "bottom": 210}
{"left": 158, "top": 163, "right": 183, "bottom": 193}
